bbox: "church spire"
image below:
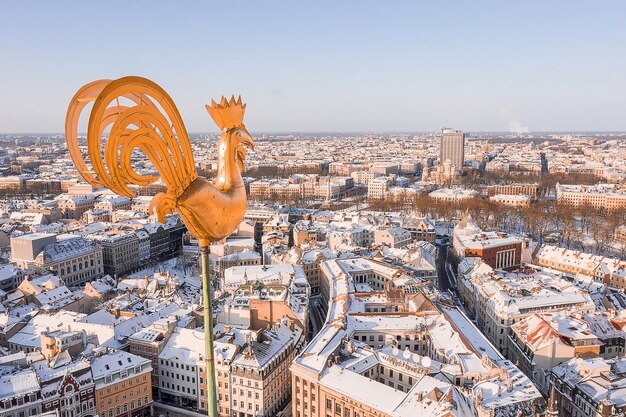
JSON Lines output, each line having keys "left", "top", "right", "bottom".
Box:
{"left": 546, "top": 378, "right": 559, "bottom": 416}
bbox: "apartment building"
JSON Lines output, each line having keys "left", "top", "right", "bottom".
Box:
{"left": 270, "top": 246, "right": 334, "bottom": 296}
{"left": 0, "top": 175, "right": 30, "bottom": 192}
{"left": 94, "top": 196, "right": 132, "bottom": 214}
{"left": 158, "top": 328, "right": 202, "bottom": 408}
{"left": 250, "top": 180, "right": 302, "bottom": 201}
{"left": 226, "top": 322, "right": 302, "bottom": 417}
{"left": 91, "top": 350, "right": 153, "bottom": 417}
{"left": 367, "top": 177, "right": 390, "bottom": 200}
{"left": 198, "top": 340, "right": 238, "bottom": 417}
{"left": 329, "top": 162, "right": 365, "bottom": 176}
{"left": 83, "top": 208, "right": 111, "bottom": 223}
{"left": 487, "top": 183, "right": 538, "bottom": 198}
{"left": 215, "top": 250, "right": 262, "bottom": 290}
{"left": 129, "top": 318, "right": 177, "bottom": 391}
{"left": 0, "top": 264, "right": 24, "bottom": 293}
{"left": 292, "top": 220, "right": 326, "bottom": 245}
{"left": 399, "top": 216, "right": 436, "bottom": 243}
{"left": 351, "top": 170, "right": 380, "bottom": 185}
{"left": 556, "top": 183, "right": 626, "bottom": 210}
{"left": 429, "top": 187, "right": 478, "bottom": 202}
{"left": 143, "top": 216, "right": 186, "bottom": 260}
{"left": 489, "top": 193, "right": 532, "bottom": 207}
{"left": 250, "top": 176, "right": 354, "bottom": 202}
{"left": 535, "top": 244, "right": 626, "bottom": 290}
{"left": 373, "top": 226, "right": 412, "bottom": 249}
{"left": 457, "top": 259, "right": 595, "bottom": 357}
{"left": 86, "top": 231, "right": 140, "bottom": 276}
{"left": 0, "top": 369, "right": 42, "bottom": 417}
{"left": 223, "top": 264, "right": 310, "bottom": 334}
{"left": 11, "top": 233, "right": 103, "bottom": 286}
{"left": 58, "top": 196, "right": 97, "bottom": 220}
{"left": 453, "top": 214, "right": 530, "bottom": 270}
{"left": 550, "top": 357, "right": 626, "bottom": 417}
{"left": 326, "top": 223, "right": 373, "bottom": 251}
{"left": 508, "top": 312, "right": 601, "bottom": 395}
{"left": 35, "top": 354, "right": 97, "bottom": 417}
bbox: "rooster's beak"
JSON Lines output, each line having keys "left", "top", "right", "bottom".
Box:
{"left": 240, "top": 130, "right": 255, "bottom": 150}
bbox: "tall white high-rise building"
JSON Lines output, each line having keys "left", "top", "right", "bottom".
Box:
{"left": 439, "top": 127, "right": 465, "bottom": 170}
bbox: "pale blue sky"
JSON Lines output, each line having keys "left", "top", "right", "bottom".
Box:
{"left": 1, "top": 1, "right": 625, "bottom": 133}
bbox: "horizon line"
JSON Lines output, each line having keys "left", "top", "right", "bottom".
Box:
{"left": 2, "top": 130, "right": 626, "bottom": 136}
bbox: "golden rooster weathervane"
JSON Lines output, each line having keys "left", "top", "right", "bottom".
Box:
{"left": 65, "top": 76, "right": 253, "bottom": 417}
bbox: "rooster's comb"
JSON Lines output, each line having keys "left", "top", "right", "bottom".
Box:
{"left": 206, "top": 95, "right": 246, "bottom": 131}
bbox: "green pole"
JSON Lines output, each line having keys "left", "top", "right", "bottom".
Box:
{"left": 200, "top": 245, "right": 218, "bottom": 417}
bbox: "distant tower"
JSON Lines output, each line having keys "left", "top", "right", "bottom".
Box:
{"left": 439, "top": 127, "right": 465, "bottom": 171}
{"left": 540, "top": 152, "right": 549, "bottom": 175}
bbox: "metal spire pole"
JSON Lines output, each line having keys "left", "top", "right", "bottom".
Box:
{"left": 200, "top": 245, "right": 218, "bottom": 417}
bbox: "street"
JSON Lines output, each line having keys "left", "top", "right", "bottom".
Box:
{"left": 436, "top": 243, "right": 455, "bottom": 293}
{"left": 308, "top": 296, "right": 325, "bottom": 338}
{"left": 153, "top": 402, "right": 207, "bottom": 417}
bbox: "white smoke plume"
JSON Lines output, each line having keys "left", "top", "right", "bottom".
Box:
{"left": 508, "top": 120, "right": 530, "bottom": 134}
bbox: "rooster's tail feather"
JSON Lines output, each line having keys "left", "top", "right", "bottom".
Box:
{"left": 66, "top": 76, "right": 198, "bottom": 200}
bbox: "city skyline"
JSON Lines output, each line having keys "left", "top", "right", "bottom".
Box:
{"left": 2, "top": 3, "right": 626, "bottom": 417}
{"left": 2, "top": 1, "right": 626, "bottom": 133}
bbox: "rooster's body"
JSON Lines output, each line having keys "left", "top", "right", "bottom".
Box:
{"left": 66, "top": 76, "right": 254, "bottom": 246}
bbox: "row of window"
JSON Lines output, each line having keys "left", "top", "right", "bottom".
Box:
{"left": 161, "top": 381, "right": 196, "bottom": 395}
{"left": 159, "top": 359, "right": 196, "bottom": 372}
{"left": 100, "top": 397, "right": 148, "bottom": 417}
{"left": 99, "top": 374, "right": 148, "bottom": 394}
{"left": 160, "top": 369, "right": 196, "bottom": 384}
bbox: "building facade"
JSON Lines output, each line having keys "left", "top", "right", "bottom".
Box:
{"left": 11, "top": 234, "right": 104, "bottom": 286}
{"left": 87, "top": 232, "right": 140, "bottom": 277}
{"left": 91, "top": 350, "right": 153, "bottom": 417}
{"left": 550, "top": 357, "right": 626, "bottom": 417}
{"left": 439, "top": 127, "right": 465, "bottom": 171}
